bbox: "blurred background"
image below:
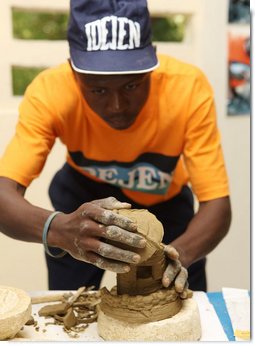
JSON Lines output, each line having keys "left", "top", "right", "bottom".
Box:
{"left": 0, "top": 0, "right": 250, "bottom": 292}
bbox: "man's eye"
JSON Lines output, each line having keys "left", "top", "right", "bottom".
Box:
{"left": 125, "top": 83, "right": 138, "bottom": 90}
{"left": 91, "top": 89, "right": 106, "bottom": 95}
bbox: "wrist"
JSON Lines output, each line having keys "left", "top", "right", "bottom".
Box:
{"left": 42, "top": 211, "right": 67, "bottom": 258}
{"left": 45, "top": 212, "right": 65, "bottom": 248}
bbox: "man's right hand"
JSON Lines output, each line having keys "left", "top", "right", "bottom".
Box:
{"left": 48, "top": 197, "right": 146, "bottom": 273}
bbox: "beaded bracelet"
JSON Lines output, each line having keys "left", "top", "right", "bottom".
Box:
{"left": 42, "top": 211, "right": 67, "bottom": 258}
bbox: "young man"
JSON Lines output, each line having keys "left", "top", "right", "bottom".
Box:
{"left": 0, "top": 0, "right": 231, "bottom": 292}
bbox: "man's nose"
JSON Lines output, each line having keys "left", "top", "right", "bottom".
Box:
{"left": 107, "top": 92, "right": 126, "bottom": 112}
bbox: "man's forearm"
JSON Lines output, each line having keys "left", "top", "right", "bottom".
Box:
{"left": 0, "top": 177, "right": 52, "bottom": 243}
{"left": 170, "top": 196, "right": 231, "bottom": 268}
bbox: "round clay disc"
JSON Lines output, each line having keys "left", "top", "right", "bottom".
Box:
{"left": 0, "top": 285, "right": 31, "bottom": 340}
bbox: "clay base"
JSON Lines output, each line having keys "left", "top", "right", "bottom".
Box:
{"left": 100, "top": 286, "right": 182, "bottom": 323}
{"left": 97, "top": 298, "right": 201, "bottom": 341}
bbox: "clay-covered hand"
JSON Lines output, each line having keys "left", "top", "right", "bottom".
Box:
{"left": 49, "top": 197, "right": 146, "bottom": 273}
{"left": 162, "top": 244, "right": 189, "bottom": 298}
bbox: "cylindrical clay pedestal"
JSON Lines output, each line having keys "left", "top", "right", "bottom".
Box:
{"left": 97, "top": 298, "right": 201, "bottom": 341}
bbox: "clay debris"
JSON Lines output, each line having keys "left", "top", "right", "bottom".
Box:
{"left": 33, "top": 286, "right": 100, "bottom": 338}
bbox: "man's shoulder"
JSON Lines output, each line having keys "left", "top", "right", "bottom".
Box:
{"left": 24, "top": 61, "right": 78, "bottom": 106}
{"left": 153, "top": 54, "right": 212, "bottom": 94}
{"left": 31, "top": 61, "right": 74, "bottom": 87}
{"left": 155, "top": 54, "right": 204, "bottom": 79}
{"left": 22, "top": 61, "right": 78, "bottom": 116}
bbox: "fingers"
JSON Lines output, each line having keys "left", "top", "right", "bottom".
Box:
{"left": 82, "top": 203, "right": 137, "bottom": 232}
{"left": 162, "top": 259, "right": 181, "bottom": 288}
{"left": 73, "top": 236, "right": 141, "bottom": 265}
{"left": 79, "top": 219, "right": 146, "bottom": 249}
{"left": 102, "top": 225, "right": 146, "bottom": 248}
{"left": 91, "top": 197, "right": 132, "bottom": 210}
{"left": 97, "top": 241, "right": 141, "bottom": 264}
{"left": 163, "top": 244, "right": 179, "bottom": 260}
{"left": 95, "top": 257, "right": 130, "bottom": 273}
{"left": 81, "top": 251, "right": 131, "bottom": 273}
{"left": 174, "top": 267, "right": 188, "bottom": 293}
{"left": 163, "top": 244, "right": 188, "bottom": 294}
{"left": 98, "top": 209, "right": 137, "bottom": 231}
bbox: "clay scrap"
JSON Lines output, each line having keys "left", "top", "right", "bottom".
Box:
{"left": 31, "top": 286, "right": 100, "bottom": 338}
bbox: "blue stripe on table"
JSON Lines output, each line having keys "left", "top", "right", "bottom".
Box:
{"left": 207, "top": 292, "right": 235, "bottom": 341}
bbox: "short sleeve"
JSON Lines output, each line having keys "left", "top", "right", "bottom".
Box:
{"left": 183, "top": 70, "right": 229, "bottom": 201}
{"left": 0, "top": 76, "right": 60, "bottom": 187}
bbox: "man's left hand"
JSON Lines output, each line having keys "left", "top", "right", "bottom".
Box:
{"left": 162, "top": 244, "right": 189, "bottom": 298}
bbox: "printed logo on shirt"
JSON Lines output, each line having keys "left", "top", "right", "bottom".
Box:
{"left": 69, "top": 151, "right": 179, "bottom": 195}
{"left": 85, "top": 16, "right": 141, "bottom": 51}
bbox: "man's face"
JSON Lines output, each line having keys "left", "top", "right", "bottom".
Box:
{"left": 74, "top": 71, "right": 151, "bottom": 130}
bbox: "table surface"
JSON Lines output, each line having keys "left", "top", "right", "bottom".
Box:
{"left": 207, "top": 292, "right": 235, "bottom": 341}
{"left": 11, "top": 290, "right": 236, "bottom": 342}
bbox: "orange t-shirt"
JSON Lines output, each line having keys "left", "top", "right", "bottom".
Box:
{"left": 0, "top": 54, "right": 229, "bottom": 206}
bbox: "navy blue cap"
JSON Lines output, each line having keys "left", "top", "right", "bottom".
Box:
{"left": 67, "top": 0, "right": 159, "bottom": 74}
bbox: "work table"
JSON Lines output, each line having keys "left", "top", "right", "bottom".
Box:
{"left": 9, "top": 290, "right": 245, "bottom": 341}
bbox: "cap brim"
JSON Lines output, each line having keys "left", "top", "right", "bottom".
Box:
{"left": 70, "top": 45, "right": 159, "bottom": 75}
